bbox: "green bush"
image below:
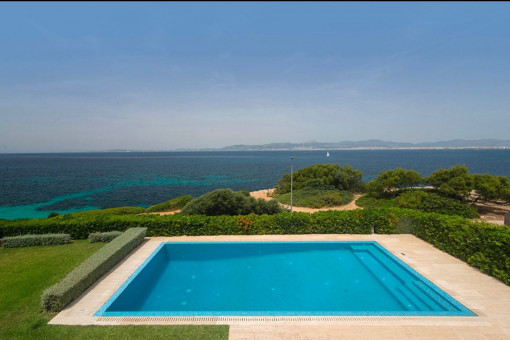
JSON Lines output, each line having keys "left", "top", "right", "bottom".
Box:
{"left": 395, "top": 190, "right": 479, "bottom": 218}
{"left": 425, "top": 164, "right": 474, "bottom": 198}
{"left": 474, "top": 174, "right": 510, "bottom": 202}
{"left": 1, "top": 234, "right": 72, "bottom": 248}
{"left": 62, "top": 206, "right": 145, "bottom": 218}
{"left": 275, "top": 164, "right": 364, "bottom": 194}
{"left": 365, "top": 168, "right": 422, "bottom": 197}
{"left": 276, "top": 188, "right": 353, "bottom": 208}
{"left": 0, "top": 210, "right": 375, "bottom": 239}
{"left": 48, "top": 212, "right": 59, "bottom": 218}
{"left": 403, "top": 213, "right": 510, "bottom": 285}
{"left": 41, "top": 227, "right": 146, "bottom": 312}
{"left": 145, "top": 195, "right": 193, "bottom": 213}
{"left": 181, "top": 189, "right": 282, "bottom": 216}
{"left": 88, "top": 231, "right": 122, "bottom": 243}
{"left": 355, "top": 195, "right": 397, "bottom": 208}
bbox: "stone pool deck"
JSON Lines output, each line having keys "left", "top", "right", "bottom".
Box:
{"left": 49, "top": 234, "right": 510, "bottom": 339}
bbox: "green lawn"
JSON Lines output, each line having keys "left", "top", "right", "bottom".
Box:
{"left": 0, "top": 240, "right": 229, "bottom": 339}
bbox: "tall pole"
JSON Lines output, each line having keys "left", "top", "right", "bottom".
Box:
{"left": 290, "top": 157, "right": 295, "bottom": 212}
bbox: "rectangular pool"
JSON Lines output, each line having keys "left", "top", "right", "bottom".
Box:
{"left": 95, "top": 242, "right": 475, "bottom": 316}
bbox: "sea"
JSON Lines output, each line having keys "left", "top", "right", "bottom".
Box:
{"left": 1, "top": 149, "right": 509, "bottom": 220}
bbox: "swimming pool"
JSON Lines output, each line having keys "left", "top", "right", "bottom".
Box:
{"left": 95, "top": 241, "right": 475, "bottom": 316}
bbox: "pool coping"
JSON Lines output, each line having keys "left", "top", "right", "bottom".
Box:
{"left": 49, "top": 234, "right": 510, "bottom": 339}
{"left": 94, "top": 240, "right": 474, "bottom": 317}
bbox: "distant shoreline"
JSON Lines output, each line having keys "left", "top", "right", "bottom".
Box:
{"left": 2, "top": 146, "right": 510, "bottom": 154}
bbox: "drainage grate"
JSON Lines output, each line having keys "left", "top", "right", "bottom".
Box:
{"left": 96, "top": 315, "right": 484, "bottom": 325}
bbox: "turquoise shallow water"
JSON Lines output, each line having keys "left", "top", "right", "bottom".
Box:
{"left": 96, "top": 242, "right": 474, "bottom": 316}
{"left": 1, "top": 150, "right": 510, "bottom": 220}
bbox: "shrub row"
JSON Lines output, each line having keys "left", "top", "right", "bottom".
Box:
{"left": 1, "top": 233, "right": 72, "bottom": 248}
{"left": 0, "top": 210, "right": 385, "bottom": 239}
{"left": 409, "top": 213, "right": 510, "bottom": 285}
{"left": 41, "top": 228, "right": 147, "bottom": 312}
{"left": 2, "top": 208, "right": 509, "bottom": 286}
{"left": 88, "top": 231, "right": 122, "bottom": 243}
{"left": 369, "top": 208, "right": 510, "bottom": 285}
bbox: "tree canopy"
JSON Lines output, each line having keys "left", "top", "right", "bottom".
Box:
{"left": 425, "top": 164, "right": 474, "bottom": 198}
{"left": 365, "top": 168, "right": 422, "bottom": 197}
{"left": 181, "top": 189, "right": 281, "bottom": 216}
{"left": 275, "top": 164, "right": 364, "bottom": 194}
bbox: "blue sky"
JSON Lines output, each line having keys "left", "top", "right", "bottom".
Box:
{"left": 1, "top": 2, "right": 509, "bottom": 152}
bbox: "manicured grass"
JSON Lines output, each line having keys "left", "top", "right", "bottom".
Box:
{"left": 276, "top": 188, "right": 353, "bottom": 208}
{"left": 0, "top": 240, "right": 229, "bottom": 339}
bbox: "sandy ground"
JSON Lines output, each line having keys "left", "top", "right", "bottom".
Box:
{"left": 145, "top": 210, "right": 181, "bottom": 216}
{"left": 146, "top": 190, "right": 509, "bottom": 225}
{"left": 474, "top": 201, "right": 509, "bottom": 225}
{"left": 250, "top": 188, "right": 362, "bottom": 213}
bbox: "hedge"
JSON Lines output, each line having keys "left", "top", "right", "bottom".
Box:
{"left": 1, "top": 234, "right": 72, "bottom": 248}
{"left": 41, "top": 227, "right": 146, "bottom": 312}
{"left": 88, "top": 231, "right": 122, "bottom": 243}
{"left": 0, "top": 210, "right": 378, "bottom": 239}
{"left": 405, "top": 213, "right": 510, "bottom": 285}
{"left": 2, "top": 208, "right": 509, "bottom": 286}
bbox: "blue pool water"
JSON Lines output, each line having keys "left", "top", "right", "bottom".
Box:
{"left": 95, "top": 242, "right": 475, "bottom": 316}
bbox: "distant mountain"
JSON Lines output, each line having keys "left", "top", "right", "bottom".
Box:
{"left": 220, "top": 139, "right": 510, "bottom": 151}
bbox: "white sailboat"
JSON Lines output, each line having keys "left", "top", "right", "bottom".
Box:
{"left": 326, "top": 152, "right": 330, "bottom": 157}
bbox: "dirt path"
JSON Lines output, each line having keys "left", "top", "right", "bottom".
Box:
{"left": 473, "top": 201, "right": 509, "bottom": 225}
{"left": 250, "top": 188, "right": 363, "bottom": 213}
{"left": 144, "top": 210, "right": 181, "bottom": 216}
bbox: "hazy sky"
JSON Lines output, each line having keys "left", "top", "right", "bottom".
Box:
{"left": 1, "top": 2, "right": 509, "bottom": 152}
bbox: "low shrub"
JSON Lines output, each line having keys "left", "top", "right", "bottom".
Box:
{"left": 355, "top": 195, "right": 397, "bottom": 208}
{"left": 88, "top": 231, "right": 122, "bottom": 243}
{"left": 41, "top": 227, "right": 146, "bottom": 312}
{"left": 181, "top": 189, "right": 282, "bottom": 216}
{"left": 62, "top": 206, "right": 145, "bottom": 218}
{"left": 145, "top": 195, "right": 193, "bottom": 213}
{"left": 1, "top": 234, "right": 72, "bottom": 248}
{"left": 276, "top": 188, "right": 353, "bottom": 208}
{"left": 395, "top": 191, "right": 479, "bottom": 218}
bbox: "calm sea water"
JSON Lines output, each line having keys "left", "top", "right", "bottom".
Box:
{"left": 1, "top": 150, "right": 509, "bottom": 220}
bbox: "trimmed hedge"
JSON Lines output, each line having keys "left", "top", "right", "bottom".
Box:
{"left": 88, "top": 231, "right": 122, "bottom": 243}
{"left": 41, "top": 228, "right": 146, "bottom": 312}
{"left": 0, "top": 210, "right": 377, "bottom": 239}
{"left": 1, "top": 234, "right": 72, "bottom": 248}
{"left": 2, "top": 207, "right": 509, "bottom": 286}
{"left": 407, "top": 213, "right": 510, "bottom": 285}
{"left": 368, "top": 208, "right": 510, "bottom": 285}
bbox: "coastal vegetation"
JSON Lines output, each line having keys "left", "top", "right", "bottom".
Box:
{"left": 276, "top": 188, "right": 354, "bottom": 208}
{"left": 362, "top": 164, "right": 510, "bottom": 217}
{"left": 275, "top": 164, "right": 364, "bottom": 194}
{"left": 145, "top": 195, "right": 193, "bottom": 213}
{"left": 273, "top": 164, "right": 363, "bottom": 208}
{"left": 357, "top": 190, "right": 479, "bottom": 219}
{"left": 181, "top": 189, "right": 281, "bottom": 216}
